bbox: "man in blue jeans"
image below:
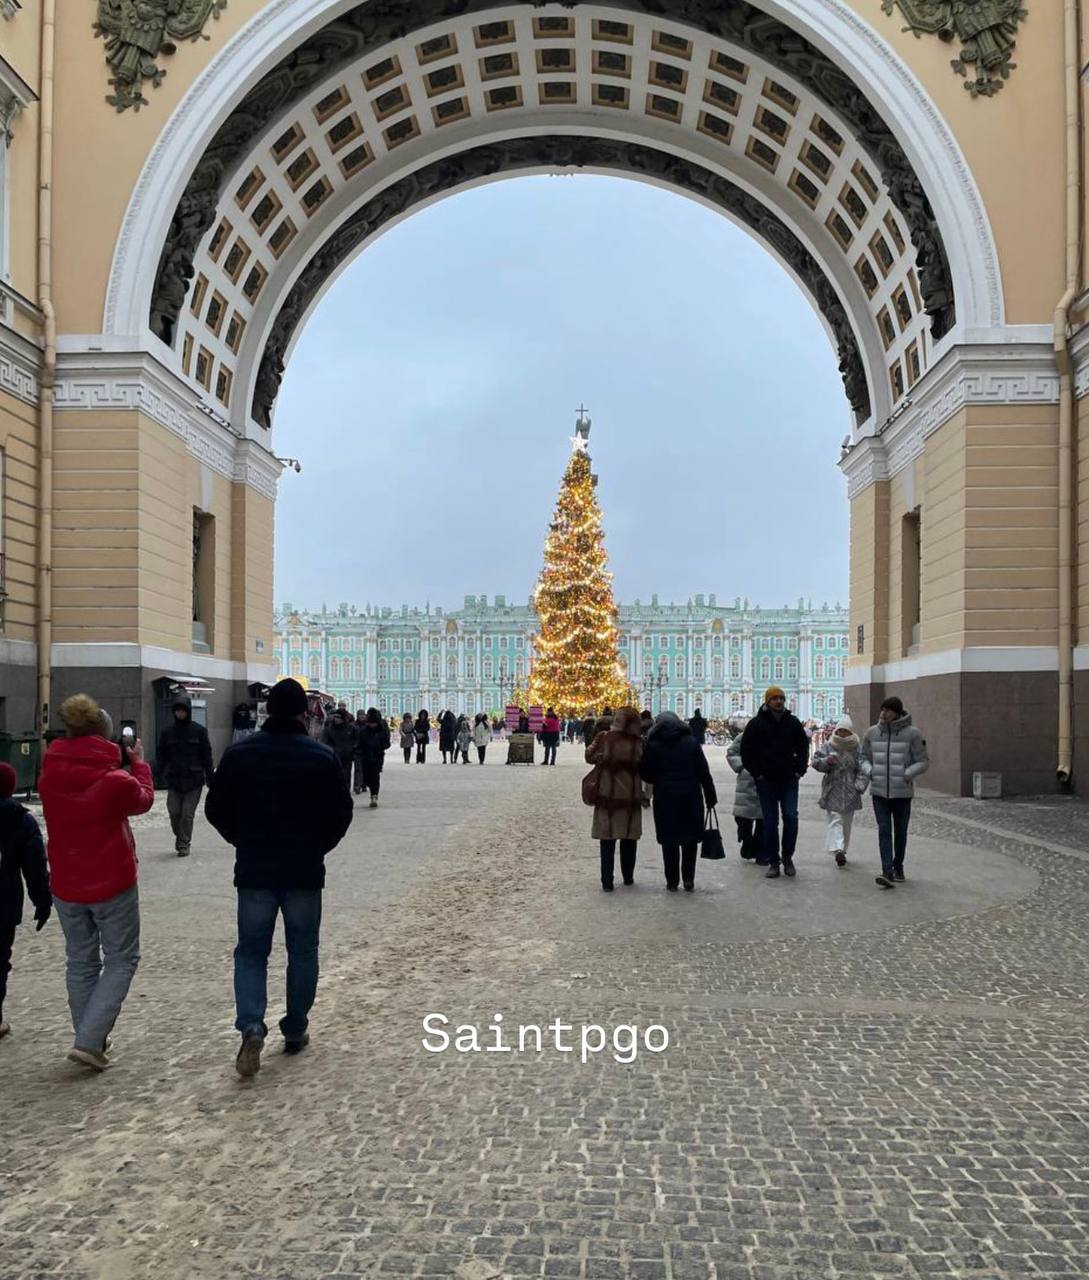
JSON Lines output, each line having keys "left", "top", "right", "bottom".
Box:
{"left": 739, "top": 687, "right": 811, "bottom": 878}
{"left": 206, "top": 678, "right": 353, "bottom": 1077}
{"left": 861, "top": 696, "right": 929, "bottom": 889}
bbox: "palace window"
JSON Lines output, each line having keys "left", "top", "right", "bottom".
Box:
{"left": 483, "top": 657, "right": 493, "bottom": 679}
{"left": 308, "top": 656, "right": 320, "bottom": 681}
{"left": 713, "top": 657, "right": 723, "bottom": 680}
{"left": 430, "top": 656, "right": 440, "bottom": 680}
{"left": 759, "top": 657, "right": 771, "bottom": 681}
{"left": 644, "top": 657, "right": 653, "bottom": 677}
{"left": 713, "top": 636, "right": 722, "bottom": 650}
{"left": 675, "top": 694, "right": 686, "bottom": 715}
{"left": 788, "top": 659, "right": 798, "bottom": 680}
{"left": 516, "top": 659, "right": 525, "bottom": 679}
{"left": 289, "top": 657, "right": 301, "bottom": 676}
{"left": 814, "top": 657, "right": 825, "bottom": 678}
{"left": 693, "top": 656, "right": 704, "bottom": 679}
{"left": 774, "top": 658, "right": 784, "bottom": 680}
{"left": 447, "top": 656, "right": 457, "bottom": 678}
{"left": 712, "top": 694, "right": 722, "bottom": 716}
{"left": 730, "top": 657, "right": 740, "bottom": 680}
{"left": 466, "top": 657, "right": 475, "bottom": 678}
{"left": 731, "top": 693, "right": 742, "bottom": 713}
{"left": 377, "top": 660, "right": 387, "bottom": 680}
{"left": 390, "top": 660, "right": 399, "bottom": 681}
{"left": 675, "top": 657, "right": 685, "bottom": 679}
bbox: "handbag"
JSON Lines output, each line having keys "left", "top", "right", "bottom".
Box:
{"left": 700, "top": 807, "right": 726, "bottom": 860}
{"left": 581, "top": 763, "right": 602, "bottom": 806}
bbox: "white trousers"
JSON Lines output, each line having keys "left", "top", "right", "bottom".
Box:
{"left": 824, "top": 809, "right": 854, "bottom": 853}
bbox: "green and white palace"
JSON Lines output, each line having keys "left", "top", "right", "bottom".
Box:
{"left": 274, "top": 595, "right": 850, "bottom": 722}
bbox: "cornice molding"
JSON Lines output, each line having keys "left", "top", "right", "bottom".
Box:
{"left": 52, "top": 347, "right": 281, "bottom": 498}
{"left": 0, "top": 322, "right": 41, "bottom": 405}
{"left": 841, "top": 340, "right": 1061, "bottom": 498}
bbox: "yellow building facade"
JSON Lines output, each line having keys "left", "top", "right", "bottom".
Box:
{"left": 0, "top": 1, "right": 1085, "bottom": 790}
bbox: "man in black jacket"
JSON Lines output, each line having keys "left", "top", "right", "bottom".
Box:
{"left": 739, "top": 686, "right": 810, "bottom": 879}
{"left": 0, "top": 762, "right": 51, "bottom": 1038}
{"left": 156, "top": 695, "right": 215, "bottom": 857}
{"left": 205, "top": 678, "right": 353, "bottom": 1078}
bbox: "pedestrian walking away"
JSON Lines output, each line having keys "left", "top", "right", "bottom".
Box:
{"left": 739, "top": 686, "right": 810, "bottom": 878}
{"left": 413, "top": 710, "right": 431, "bottom": 763}
{"left": 156, "top": 695, "right": 214, "bottom": 857}
{"left": 541, "top": 708, "right": 561, "bottom": 765}
{"left": 584, "top": 707, "right": 649, "bottom": 890}
{"left": 726, "top": 727, "right": 765, "bottom": 862}
{"left": 321, "top": 706, "right": 358, "bottom": 790}
{"left": 639, "top": 712, "right": 717, "bottom": 892}
{"left": 812, "top": 716, "right": 868, "bottom": 867}
{"left": 688, "top": 708, "right": 708, "bottom": 746}
{"left": 437, "top": 709, "right": 456, "bottom": 763}
{"left": 205, "top": 678, "right": 353, "bottom": 1078}
{"left": 38, "top": 694, "right": 154, "bottom": 1071}
{"left": 0, "top": 763, "right": 51, "bottom": 1041}
{"left": 356, "top": 708, "right": 391, "bottom": 807}
{"left": 581, "top": 712, "right": 597, "bottom": 748}
{"left": 862, "top": 696, "right": 929, "bottom": 889}
{"left": 399, "top": 713, "right": 415, "bottom": 764}
{"left": 472, "top": 714, "right": 491, "bottom": 764}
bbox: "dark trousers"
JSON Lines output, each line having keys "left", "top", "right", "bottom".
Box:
{"left": 542, "top": 740, "right": 558, "bottom": 765}
{"left": 0, "top": 921, "right": 15, "bottom": 1022}
{"left": 872, "top": 796, "right": 912, "bottom": 874}
{"left": 234, "top": 888, "right": 322, "bottom": 1040}
{"left": 403, "top": 747, "right": 411, "bottom": 763}
{"left": 735, "top": 816, "right": 766, "bottom": 858}
{"left": 600, "top": 839, "right": 637, "bottom": 887}
{"left": 662, "top": 842, "right": 698, "bottom": 887}
{"left": 166, "top": 785, "right": 202, "bottom": 852}
{"left": 362, "top": 762, "right": 381, "bottom": 796}
{"left": 416, "top": 742, "right": 427, "bottom": 763}
{"left": 352, "top": 757, "right": 366, "bottom": 792}
{"left": 335, "top": 756, "right": 352, "bottom": 787}
{"left": 477, "top": 745, "right": 487, "bottom": 764}
{"left": 755, "top": 778, "right": 799, "bottom": 868}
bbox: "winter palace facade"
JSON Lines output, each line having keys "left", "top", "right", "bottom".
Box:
{"left": 273, "top": 595, "right": 850, "bottom": 722}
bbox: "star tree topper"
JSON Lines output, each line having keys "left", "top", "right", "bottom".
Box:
{"left": 572, "top": 405, "right": 591, "bottom": 453}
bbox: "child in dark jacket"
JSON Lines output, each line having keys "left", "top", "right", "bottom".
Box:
{"left": 0, "top": 762, "right": 51, "bottom": 1037}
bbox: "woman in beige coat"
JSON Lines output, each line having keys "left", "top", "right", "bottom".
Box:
{"left": 586, "top": 706, "right": 649, "bottom": 891}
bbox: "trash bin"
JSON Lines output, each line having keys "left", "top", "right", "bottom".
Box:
{"left": 0, "top": 732, "right": 42, "bottom": 796}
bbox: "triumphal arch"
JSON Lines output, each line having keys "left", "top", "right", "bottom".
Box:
{"left": 0, "top": 2, "right": 1084, "bottom": 793}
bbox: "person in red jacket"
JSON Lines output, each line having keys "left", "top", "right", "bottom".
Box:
{"left": 38, "top": 693, "right": 154, "bottom": 1071}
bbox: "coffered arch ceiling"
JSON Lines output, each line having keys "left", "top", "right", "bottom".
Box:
{"left": 140, "top": 1, "right": 967, "bottom": 436}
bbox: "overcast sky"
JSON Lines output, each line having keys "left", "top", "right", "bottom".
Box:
{"left": 273, "top": 175, "right": 850, "bottom": 614}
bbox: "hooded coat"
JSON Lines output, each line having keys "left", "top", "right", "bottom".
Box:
{"left": 356, "top": 719, "right": 391, "bottom": 769}
{"left": 585, "top": 708, "right": 648, "bottom": 840}
{"left": 861, "top": 712, "right": 929, "bottom": 799}
{"left": 812, "top": 722, "right": 868, "bottom": 813}
{"left": 439, "top": 711, "right": 457, "bottom": 752}
{"left": 38, "top": 735, "right": 155, "bottom": 903}
{"left": 156, "top": 696, "right": 215, "bottom": 793}
{"left": 399, "top": 717, "right": 415, "bottom": 749}
{"left": 639, "top": 713, "right": 717, "bottom": 845}
{"left": 0, "top": 797, "right": 50, "bottom": 927}
{"left": 726, "top": 735, "right": 762, "bottom": 820}
{"left": 414, "top": 712, "right": 431, "bottom": 744}
{"left": 688, "top": 711, "right": 708, "bottom": 745}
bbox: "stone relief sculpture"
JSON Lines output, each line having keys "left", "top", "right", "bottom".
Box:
{"left": 148, "top": 0, "right": 955, "bottom": 346}
{"left": 94, "top": 0, "right": 228, "bottom": 112}
{"left": 251, "top": 138, "right": 871, "bottom": 428}
{"left": 882, "top": 1, "right": 1027, "bottom": 97}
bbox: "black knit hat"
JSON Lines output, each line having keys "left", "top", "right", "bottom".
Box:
{"left": 880, "top": 695, "right": 904, "bottom": 716}
{"left": 267, "top": 678, "right": 308, "bottom": 719}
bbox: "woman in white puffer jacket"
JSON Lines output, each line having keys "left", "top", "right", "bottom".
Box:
{"left": 726, "top": 729, "right": 764, "bottom": 862}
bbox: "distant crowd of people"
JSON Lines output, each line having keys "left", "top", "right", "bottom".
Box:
{"left": 0, "top": 677, "right": 926, "bottom": 1080}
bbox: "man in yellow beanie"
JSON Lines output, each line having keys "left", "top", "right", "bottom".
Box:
{"left": 739, "top": 687, "right": 810, "bottom": 878}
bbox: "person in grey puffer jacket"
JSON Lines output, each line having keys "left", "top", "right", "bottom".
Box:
{"left": 726, "top": 732, "right": 764, "bottom": 861}
{"left": 861, "top": 696, "right": 929, "bottom": 888}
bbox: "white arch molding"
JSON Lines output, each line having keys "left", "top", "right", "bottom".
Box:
{"left": 104, "top": 0, "right": 1003, "bottom": 346}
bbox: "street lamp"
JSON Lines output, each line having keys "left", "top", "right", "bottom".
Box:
{"left": 275, "top": 455, "right": 302, "bottom": 473}
{"left": 641, "top": 662, "right": 667, "bottom": 715}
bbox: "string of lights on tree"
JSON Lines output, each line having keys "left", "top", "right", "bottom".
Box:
{"left": 528, "top": 412, "right": 634, "bottom": 713}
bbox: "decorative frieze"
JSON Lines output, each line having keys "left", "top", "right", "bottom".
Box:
{"left": 842, "top": 340, "right": 1060, "bottom": 497}
{"left": 0, "top": 325, "right": 41, "bottom": 405}
{"left": 52, "top": 349, "right": 280, "bottom": 497}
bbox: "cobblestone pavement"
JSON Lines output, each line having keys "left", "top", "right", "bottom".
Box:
{"left": 2, "top": 747, "right": 1088, "bottom": 1280}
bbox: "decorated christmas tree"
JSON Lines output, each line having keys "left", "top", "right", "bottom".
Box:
{"left": 529, "top": 412, "right": 631, "bottom": 712}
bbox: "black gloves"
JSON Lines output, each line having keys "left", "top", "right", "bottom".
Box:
{"left": 34, "top": 903, "right": 51, "bottom": 932}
